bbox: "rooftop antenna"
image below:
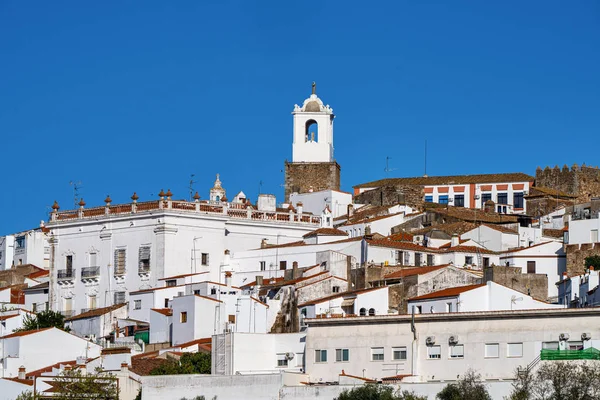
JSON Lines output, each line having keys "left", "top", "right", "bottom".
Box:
{"left": 188, "top": 174, "right": 197, "bottom": 201}
{"left": 258, "top": 180, "right": 263, "bottom": 195}
{"left": 384, "top": 156, "right": 397, "bottom": 175}
{"left": 69, "top": 180, "right": 82, "bottom": 209}
{"left": 424, "top": 139, "right": 428, "bottom": 177}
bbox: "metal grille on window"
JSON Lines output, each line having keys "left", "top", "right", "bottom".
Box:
{"left": 114, "top": 291, "right": 126, "bottom": 305}
{"left": 114, "top": 249, "right": 126, "bottom": 275}
{"left": 139, "top": 246, "right": 151, "bottom": 272}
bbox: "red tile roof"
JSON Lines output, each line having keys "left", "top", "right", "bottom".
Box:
{"left": 2, "top": 327, "right": 54, "bottom": 339}
{"left": 303, "top": 228, "right": 348, "bottom": 238}
{"left": 298, "top": 287, "right": 385, "bottom": 307}
{"left": 354, "top": 172, "right": 534, "bottom": 188}
{"left": 151, "top": 308, "right": 173, "bottom": 317}
{"left": 26, "top": 360, "right": 78, "bottom": 378}
{"left": 3, "top": 377, "right": 34, "bottom": 386}
{"left": 27, "top": 270, "right": 50, "bottom": 279}
{"left": 65, "top": 303, "right": 126, "bottom": 321}
{"left": 388, "top": 232, "right": 414, "bottom": 242}
{"left": 366, "top": 239, "right": 441, "bottom": 253}
{"left": 384, "top": 265, "right": 450, "bottom": 280}
{"left": 194, "top": 294, "right": 223, "bottom": 303}
{"left": 443, "top": 245, "right": 497, "bottom": 255}
{"left": 339, "top": 370, "right": 377, "bottom": 383}
{"left": 409, "top": 284, "right": 485, "bottom": 301}
{"left": 158, "top": 272, "right": 209, "bottom": 281}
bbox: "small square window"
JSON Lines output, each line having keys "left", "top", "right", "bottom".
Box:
{"left": 392, "top": 347, "right": 407, "bottom": 360}
{"left": 507, "top": 343, "right": 523, "bottom": 358}
{"left": 425, "top": 196, "right": 433, "bottom": 203}
{"left": 485, "top": 343, "right": 499, "bottom": 358}
{"left": 315, "top": 349, "right": 327, "bottom": 363}
{"left": 428, "top": 345, "right": 441, "bottom": 359}
{"left": 280, "top": 261, "right": 287, "bottom": 270}
{"left": 180, "top": 312, "right": 188, "bottom": 323}
{"left": 166, "top": 279, "right": 177, "bottom": 287}
{"left": 201, "top": 253, "right": 209, "bottom": 266}
{"left": 449, "top": 344, "right": 464, "bottom": 359}
{"left": 134, "top": 300, "right": 141, "bottom": 310}
{"left": 542, "top": 342, "right": 559, "bottom": 351}
{"left": 465, "top": 256, "right": 473, "bottom": 265}
{"left": 335, "top": 349, "right": 349, "bottom": 362}
{"left": 371, "top": 347, "right": 384, "bottom": 361}
{"left": 332, "top": 286, "right": 340, "bottom": 293}
{"left": 260, "top": 261, "right": 266, "bottom": 271}
{"left": 277, "top": 354, "right": 288, "bottom": 367}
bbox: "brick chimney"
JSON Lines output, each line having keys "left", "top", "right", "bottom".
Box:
{"left": 225, "top": 271, "right": 232, "bottom": 287}
{"left": 18, "top": 366, "right": 26, "bottom": 380}
{"left": 121, "top": 362, "right": 129, "bottom": 373}
{"left": 347, "top": 204, "right": 354, "bottom": 218}
{"left": 292, "top": 261, "right": 300, "bottom": 280}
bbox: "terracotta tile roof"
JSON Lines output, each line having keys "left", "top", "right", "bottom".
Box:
{"left": 130, "top": 284, "right": 186, "bottom": 294}
{"left": 542, "top": 228, "right": 565, "bottom": 239}
{"left": 366, "top": 238, "right": 441, "bottom": 253}
{"left": 482, "top": 224, "right": 518, "bottom": 235}
{"left": 158, "top": 272, "right": 209, "bottom": 281}
{"left": 384, "top": 265, "right": 450, "bottom": 280}
{"left": 381, "top": 374, "right": 412, "bottom": 382}
{"left": 526, "top": 186, "right": 577, "bottom": 199}
{"left": 429, "top": 207, "right": 520, "bottom": 224}
{"left": 411, "top": 222, "right": 478, "bottom": 236}
{"left": 27, "top": 270, "right": 50, "bottom": 279}
{"left": 409, "top": 284, "right": 485, "bottom": 301}
{"left": 3, "top": 377, "right": 34, "bottom": 386}
{"left": 339, "top": 370, "right": 377, "bottom": 383}
{"left": 439, "top": 239, "right": 470, "bottom": 248}
{"left": 2, "top": 327, "right": 54, "bottom": 339}
{"left": 131, "top": 357, "right": 169, "bottom": 376}
{"left": 259, "top": 240, "right": 306, "bottom": 249}
{"left": 26, "top": 360, "right": 78, "bottom": 378}
{"left": 298, "top": 287, "right": 386, "bottom": 307}
{"left": 65, "top": 303, "right": 126, "bottom": 321}
{"left": 354, "top": 172, "right": 534, "bottom": 188}
{"left": 444, "top": 245, "right": 497, "bottom": 255}
{"left": 151, "top": 308, "right": 173, "bottom": 317}
{"left": 101, "top": 347, "right": 131, "bottom": 355}
{"left": 388, "top": 232, "right": 414, "bottom": 242}
{"left": 303, "top": 227, "right": 348, "bottom": 238}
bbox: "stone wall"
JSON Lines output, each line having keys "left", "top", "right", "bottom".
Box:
{"left": 353, "top": 184, "right": 424, "bottom": 208}
{"left": 566, "top": 243, "right": 600, "bottom": 276}
{"left": 535, "top": 164, "right": 600, "bottom": 203}
{"left": 284, "top": 161, "right": 340, "bottom": 202}
{"left": 526, "top": 197, "right": 575, "bottom": 217}
{"left": 484, "top": 265, "right": 549, "bottom": 301}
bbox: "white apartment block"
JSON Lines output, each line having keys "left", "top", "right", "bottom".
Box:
{"left": 0, "top": 227, "right": 49, "bottom": 270}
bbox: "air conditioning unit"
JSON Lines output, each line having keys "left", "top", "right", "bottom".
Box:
{"left": 448, "top": 335, "right": 459, "bottom": 345}
{"left": 285, "top": 352, "right": 295, "bottom": 360}
{"left": 582, "top": 332, "right": 592, "bottom": 341}
{"left": 426, "top": 336, "right": 436, "bottom": 345}
{"left": 559, "top": 333, "right": 570, "bottom": 341}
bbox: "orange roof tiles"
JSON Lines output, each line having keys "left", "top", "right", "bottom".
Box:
{"left": 303, "top": 228, "right": 348, "bottom": 238}
{"left": 353, "top": 172, "right": 534, "bottom": 188}
{"left": 2, "top": 327, "right": 54, "bottom": 339}
{"left": 384, "top": 265, "right": 450, "bottom": 280}
{"left": 443, "top": 245, "right": 497, "bottom": 255}
{"left": 151, "top": 308, "right": 173, "bottom": 317}
{"left": 65, "top": 303, "right": 126, "bottom": 321}
{"left": 298, "top": 287, "right": 385, "bottom": 307}
{"left": 409, "top": 284, "right": 485, "bottom": 301}
{"left": 158, "top": 272, "right": 209, "bottom": 281}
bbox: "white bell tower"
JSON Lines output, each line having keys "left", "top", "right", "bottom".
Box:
{"left": 292, "top": 82, "right": 335, "bottom": 163}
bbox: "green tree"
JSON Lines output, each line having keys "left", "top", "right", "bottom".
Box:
{"left": 15, "top": 310, "right": 70, "bottom": 332}
{"left": 585, "top": 255, "right": 600, "bottom": 270}
{"left": 50, "top": 368, "right": 119, "bottom": 400}
{"left": 150, "top": 352, "right": 211, "bottom": 375}
{"left": 179, "top": 397, "right": 217, "bottom": 400}
{"left": 15, "top": 391, "right": 34, "bottom": 400}
{"left": 436, "top": 370, "right": 492, "bottom": 400}
{"left": 335, "top": 384, "right": 426, "bottom": 400}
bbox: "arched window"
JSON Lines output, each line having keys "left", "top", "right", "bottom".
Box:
{"left": 305, "top": 120, "right": 318, "bottom": 142}
{"left": 359, "top": 308, "right": 366, "bottom": 316}
{"left": 215, "top": 196, "right": 220, "bottom": 202}
{"left": 368, "top": 308, "right": 376, "bottom": 316}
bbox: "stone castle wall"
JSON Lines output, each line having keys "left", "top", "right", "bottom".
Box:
{"left": 284, "top": 162, "right": 340, "bottom": 202}
{"left": 535, "top": 164, "right": 600, "bottom": 203}
{"left": 353, "top": 184, "right": 424, "bottom": 208}
{"left": 566, "top": 243, "right": 600, "bottom": 276}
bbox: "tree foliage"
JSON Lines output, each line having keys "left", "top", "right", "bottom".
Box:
{"left": 335, "top": 384, "right": 427, "bottom": 400}
{"left": 508, "top": 361, "right": 600, "bottom": 400}
{"left": 15, "top": 391, "right": 34, "bottom": 400}
{"left": 150, "top": 352, "right": 211, "bottom": 375}
{"left": 179, "top": 397, "right": 217, "bottom": 400}
{"left": 436, "top": 370, "right": 492, "bottom": 400}
{"left": 585, "top": 255, "right": 600, "bottom": 270}
{"left": 50, "top": 368, "right": 119, "bottom": 400}
{"left": 15, "top": 310, "right": 70, "bottom": 332}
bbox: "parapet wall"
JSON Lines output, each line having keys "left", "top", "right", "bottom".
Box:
{"left": 535, "top": 164, "right": 600, "bottom": 203}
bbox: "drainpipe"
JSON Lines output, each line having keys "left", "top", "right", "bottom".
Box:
{"left": 410, "top": 310, "right": 418, "bottom": 379}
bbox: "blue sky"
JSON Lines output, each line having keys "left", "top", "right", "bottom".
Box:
{"left": 1, "top": 1, "right": 599, "bottom": 235}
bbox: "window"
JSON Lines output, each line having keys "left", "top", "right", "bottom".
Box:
{"left": 485, "top": 343, "right": 499, "bottom": 358}
{"left": 507, "top": 343, "right": 523, "bottom": 358}
{"left": 134, "top": 300, "right": 142, "bottom": 310}
{"left": 114, "top": 291, "right": 126, "bottom": 305}
{"left": 260, "top": 261, "right": 266, "bottom": 271}
{"left": 201, "top": 253, "right": 209, "bottom": 266}
{"left": 164, "top": 298, "right": 169, "bottom": 307}
{"left": 139, "top": 246, "right": 151, "bottom": 272}
{"left": 277, "top": 354, "right": 288, "bottom": 367}
{"left": 497, "top": 192, "right": 508, "bottom": 205}
{"left": 279, "top": 261, "right": 287, "bottom": 270}
{"left": 32, "top": 303, "right": 37, "bottom": 313}
{"left": 446, "top": 302, "right": 453, "bottom": 313}
{"left": 542, "top": 342, "right": 559, "bottom": 350}
{"left": 568, "top": 341, "right": 584, "bottom": 350}
{"left": 426, "top": 254, "right": 434, "bottom": 266}
{"left": 332, "top": 286, "right": 340, "bottom": 293}
{"left": 64, "top": 298, "right": 73, "bottom": 313}
{"left": 368, "top": 308, "right": 376, "bottom": 316}
{"left": 527, "top": 261, "right": 536, "bottom": 274}
{"left": 439, "top": 195, "right": 449, "bottom": 204}
{"left": 166, "top": 279, "right": 177, "bottom": 287}
{"left": 180, "top": 312, "right": 188, "bottom": 323}
{"left": 210, "top": 287, "right": 217, "bottom": 295}
{"left": 89, "top": 295, "right": 97, "bottom": 310}
{"left": 228, "top": 315, "right": 236, "bottom": 324}
{"left": 592, "top": 230, "right": 599, "bottom": 243}
{"left": 415, "top": 253, "right": 422, "bottom": 267}
{"left": 425, "top": 196, "right": 433, "bottom": 203}
{"left": 392, "top": 346, "right": 407, "bottom": 360}
{"left": 404, "top": 252, "right": 410, "bottom": 265}
{"left": 193, "top": 290, "right": 201, "bottom": 295}
{"left": 483, "top": 257, "right": 490, "bottom": 268}
{"left": 336, "top": 349, "right": 349, "bottom": 362}
{"left": 315, "top": 349, "right": 327, "bottom": 363}
{"left": 454, "top": 195, "right": 465, "bottom": 207}
{"left": 481, "top": 193, "right": 492, "bottom": 205}
{"left": 413, "top": 305, "right": 422, "bottom": 314}
{"left": 514, "top": 192, "right": 524, "bottom": 209}
{"left": 359, "top": 308, "right": 366, "bottom": 316}
{"left": 371, "top": 347, "right": 384, "bottom": 361}
{"left": 465, "top": 256, "right": 473, "bottom": 265}
{"left": 15, "top": 236, "right": 25, "bottom": 249}
{"left": 428, "top": 345, "right": 441, "bottom": 359}
{"left": 114, "top": 249, "right": 126, "bottom": 275}
{"left": 89, "top": 252, "right": 98, "bottom": 267}
{"left": 66, "top": 255, "right": 73, "bottom": 271}
{"left": 396, "top": 251, "right": 404, "bottom": 265}
{"left": 449, "top": 344, "right": 464, "bottom": 359}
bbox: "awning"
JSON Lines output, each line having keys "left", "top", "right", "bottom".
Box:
{"left": 341, "top": 298, "right": 356, "bottom": 307}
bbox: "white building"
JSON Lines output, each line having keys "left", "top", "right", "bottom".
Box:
{"left": 0, "top": 309, "right": 33, "bottom": 336}
{"left": 305, "top": 307, "right": 600, "bottom": 383}
{"left": 45, "top": 176, "right": 324, "bottom": 318}
{"left": 407, "top": 281, "right": 560, "bottom": 314}
{"left": 298, "top": 286, "right": 389, "bottom": 319}
{"left": 460, "top": 224, "right": 519, "bottom": 252}
{"left": 557, "top": 267, "right": 600, "bottom": 307}
{"left": 0, "top": 227, "right": 49, "bottom": 270}
{"left": 0, "top": 327, "right": 102, "bottom": 378}
{"left": 566, "top": 214, "right": 600, "bottom": 245}
{"left": 23, "top": 281, "right": 49, "bottom": 312}
{"left": 289, "top": 190, "right": 353, "bottom": 219}
{"left": 212, "top": 332, "right": 306, "bottom": 375}
{"left": 65, "top": 304, "right": 128, "bottom": 340}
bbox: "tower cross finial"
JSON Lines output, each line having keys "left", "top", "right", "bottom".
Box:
{"left": 312, "top": 81, "right": 316, "bottom": 95}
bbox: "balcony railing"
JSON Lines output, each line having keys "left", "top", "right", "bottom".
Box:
{"left": 540, "top": 348, "right": 600, "bottom": 361}
{"left": 81, "top": 266, "right": 100, "bottom": 279}
{"left": 57, "top": 269, "right": 76, "bottom": 280}
{"left": 138, "top": 265, "right": 151, "bottom": 274}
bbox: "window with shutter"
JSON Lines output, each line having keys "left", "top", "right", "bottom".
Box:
{"left": 139, "top": 246, "right": 151, "bottom": 272}
{"left": 114, "top": 291, "right": 126, "bottom": 305}
{"left": 201, "top": 253, "right": 209, "bottom": 266}
{"left": 114, "top": 249, "right": 126, "bottom": 275}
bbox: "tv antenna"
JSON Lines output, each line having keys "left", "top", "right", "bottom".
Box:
{"left": 384, "top": 156, "right": 397, "bottom": 175}
{"left": 424, "top": 139, "right": 428, "bottom": 177}
{"left": 188, "top": 174, "right": 197, "bottom": 201}
{"left": 69, "top": 180, "right": 83, "bottom": 208}
{"left": 258, "top": 180, "right": 263, "bottom": 195}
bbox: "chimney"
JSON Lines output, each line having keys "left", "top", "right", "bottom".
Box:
{"left": 260, "top": 239, "right": 268, "bottom": 249}
{"left": 121, "top": 362, "right": 129, "bottom": 373}
{"left": 223, "top": 249, "right": 231, "bottom": 266}
{"left": 451, "top": 234, "right": 460, "bottom": 247}
{"left": 347, "top": 204, "right": 354, "bottom": 218}
{"left": 563, "top": 272, "right": 568, "bottom": 281}
{"left": 292, "top": 261, "right": 300, "bottom": 280}
{"left": 297, "top": 202, "right": 303, "bottom": 218}
{"left": 18, "top": 366, "right": 25, "bottom": 380}
{"left": 255, "top": 275, "right": 263, "bottom": 286}
{"left": 225, "top": 271, "right": 232, "bottom": 287}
